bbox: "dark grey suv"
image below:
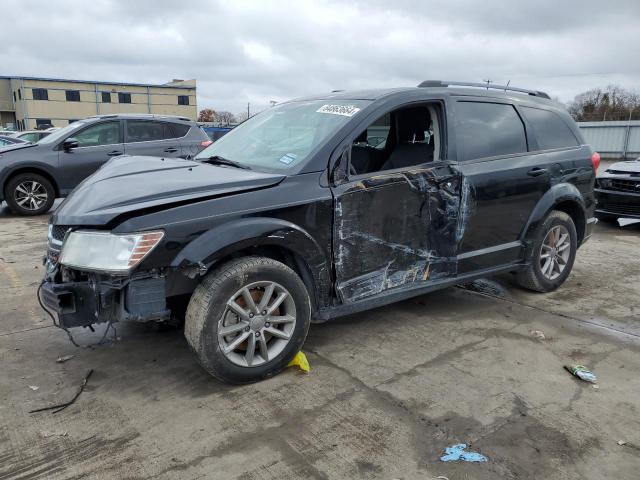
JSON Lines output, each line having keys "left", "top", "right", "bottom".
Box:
{"left": 0, "top": 114, "right": 211, "bottom": 215}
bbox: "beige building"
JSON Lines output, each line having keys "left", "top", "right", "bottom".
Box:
{"left": 0, "top": 76, "right": 197, "bottom": 130}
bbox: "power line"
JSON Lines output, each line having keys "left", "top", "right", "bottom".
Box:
{"left": 510, "top": 71, "right": 640, "bottom": 79}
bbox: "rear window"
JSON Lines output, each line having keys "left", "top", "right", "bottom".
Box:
{"left": 520, "top": 106, "right": 579, "bottom": 150}
{"left": 457, "top": 102, "right": 527, "bottom": 161}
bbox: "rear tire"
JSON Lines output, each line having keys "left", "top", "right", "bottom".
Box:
{"left": 515, "top": 210, "right": 577, "bottom": 292}
{"left": 185, "top": 256, "right": 311, "bottom": 384}
{"left": 5, "top": 173, "right": 55, "bottom": 216}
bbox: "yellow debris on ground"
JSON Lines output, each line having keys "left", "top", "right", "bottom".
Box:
{"left": 287, "top": 351, "right": 310, "bottom": 373}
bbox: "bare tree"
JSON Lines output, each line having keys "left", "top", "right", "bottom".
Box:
{"left": 235, "top": 111, "right": 249, "bottom": 122}
{"left": 197, "top": 108, "right": 217, "bottom": 122}
{"left": 216, "top": 111, "right": 237, "bottom": 124}
{"left": 568, "top": 85, "right": 640, "bottom": 121}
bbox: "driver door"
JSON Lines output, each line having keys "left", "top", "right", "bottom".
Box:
{"left": 58, "top": 120, "right": 124, "bottom": 190}
{"left": 331, "top": 102, "right": 463, "bottom": 303}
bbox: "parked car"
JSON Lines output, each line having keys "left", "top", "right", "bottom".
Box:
{"left": 9, "top": 130, "right": 51, "bottom": 142}
{"left": 594, "top": 157, "right": 640, "bottom": 221}
{"left": 40, "top": 81, "right": 597, "bottom": 383}
{"left": 0, "top": 114, "right": 211, "bottom": 215}
{"left": 200, "top": 125, "right": 233, "bottom": 142}
{"left": 0, "top": 135, "right": 26, "bottom": 146}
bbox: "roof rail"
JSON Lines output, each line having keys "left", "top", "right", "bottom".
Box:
{"left": 417, "top": 80, "right": 551, "bottom": 99}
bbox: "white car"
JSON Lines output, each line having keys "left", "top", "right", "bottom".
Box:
{"left": 8, "top": 130, "right": 51, "bottom": 142}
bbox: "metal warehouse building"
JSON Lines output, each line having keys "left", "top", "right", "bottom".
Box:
{"left": 577, "top": 121, "right": 640, "bottom": 159}
{"left": 0, "top": 76, "right": 197, "bottom": 130}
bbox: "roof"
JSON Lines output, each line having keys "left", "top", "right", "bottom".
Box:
{"left": 87, "top": 113, "right": 193, "bottom": 122}
{"left": 291, "top": 83, "right": 559, "bottom": 106}
{"left": 0, "top": 75, "right": 196, "bottom": 90}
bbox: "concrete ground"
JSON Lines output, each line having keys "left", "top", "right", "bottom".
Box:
{"left": 1, "top": 191, "right": 639, "bottom": 479}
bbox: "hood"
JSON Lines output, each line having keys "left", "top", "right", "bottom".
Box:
{"left": 601, "top": 159, "right": 640, "bottom": 176}
{"left": 52, "top": 155, "right": 286, "bottom": 225}
{"left": 0, "top": 142, "right": 38, "bottom": 154}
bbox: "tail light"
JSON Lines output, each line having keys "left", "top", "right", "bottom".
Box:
{"left": 591, "top": 152, "right": 601, "bottom": 171}
{"left": 200, "top": 140, "right": 212, "bottom": 148}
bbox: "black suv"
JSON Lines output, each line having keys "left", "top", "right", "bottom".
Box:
{"left": 40, "top": 81, "right": 598, "bottom": 383}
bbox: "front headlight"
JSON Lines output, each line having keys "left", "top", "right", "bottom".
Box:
{"left": 59, "top": 230, "right": 164, "bottom": 272}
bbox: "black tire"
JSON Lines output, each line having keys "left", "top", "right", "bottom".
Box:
{"left": 515, "top": 210, "right": 577, "bottom": 293}
{"left": 5, "top": 173, "right": 55, "bottom": 216}
{"left": 185, "top": 256, "right": 311, "bottom": 384}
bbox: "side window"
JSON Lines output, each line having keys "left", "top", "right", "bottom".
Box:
{"left": 73, "top": 122, "right": 121, "bottom": 147}
{"left": 456, "top": 102, "right": 527, "bottom": 161}
{"left": 170, "top": 123, "right": 190, "bottom": 138}
{"left": 126, "top": 121, "right": 165, "bottom": 143}
{"left": 520, "top": 106, "right": 579, "bottom": 150}
{"left": 349, "top": 104, "right": 441, "bottom": 175}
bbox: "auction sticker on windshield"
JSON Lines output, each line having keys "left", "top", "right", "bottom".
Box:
{"left": 316, "top": 104, "right": 361, "bottom": 117}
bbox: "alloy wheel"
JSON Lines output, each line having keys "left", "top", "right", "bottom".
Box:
{"left": 218, "top": 281, "right": 297, "bottom": 367}
{"left": 14, "top": 180, "right": 48, "bottom": 211}
{"left": 539, "top": 225, "right": 571, "bottom": 280}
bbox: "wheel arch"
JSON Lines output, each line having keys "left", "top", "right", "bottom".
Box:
{"left": 171, "top": 217, "right": 333, "bottom": 312}
{"left": 521, "top": 183, "right": 587, "bottom": 246}
{"left": 2, "top": 165, "right": 60, "bottom": 197}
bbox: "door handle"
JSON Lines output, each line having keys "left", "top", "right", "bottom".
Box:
{"left": 527, "top": 167, "right": 548, "bottom": 177}
{"left": 107, "top": 150, "right": 123, "bottom": 156}
{"left": 164, "top": 147, "right": 178, "bottom": 153}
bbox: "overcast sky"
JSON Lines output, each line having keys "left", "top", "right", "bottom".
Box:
{"left": 2, "top": 0, "right": 640, "bottom": 116}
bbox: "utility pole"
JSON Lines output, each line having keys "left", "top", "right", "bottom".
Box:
{"left": 482, "top": 79, "right": 492, "bottom": 90}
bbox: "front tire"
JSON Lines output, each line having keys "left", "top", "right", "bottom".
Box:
{"left": 515, "top": 210, "right": 577, "bottom": 292}
{"left": 185, "top": 256, "right": 311, "bottom": 384}
{"left": 5, "top": 173, "right": 55, "bottom": 216}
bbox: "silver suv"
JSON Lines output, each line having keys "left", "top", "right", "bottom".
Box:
{"left": 0, "top": 114, "right": 211, "bottom": 215}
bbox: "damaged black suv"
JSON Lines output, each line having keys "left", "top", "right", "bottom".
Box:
{"left": 40, "top": 81, "right": 598, "bottom": 383}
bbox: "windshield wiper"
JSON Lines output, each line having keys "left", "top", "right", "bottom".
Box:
{"left": 200, "top": 155, "right": 251, "bottom": 170}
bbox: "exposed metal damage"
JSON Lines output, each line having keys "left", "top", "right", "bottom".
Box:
{"left": 334, "top": 166, "right": 475, "bottom": 303}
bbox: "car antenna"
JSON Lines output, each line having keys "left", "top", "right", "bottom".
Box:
{"left": 504, "top": 80, "right": 511, "bottom": 93}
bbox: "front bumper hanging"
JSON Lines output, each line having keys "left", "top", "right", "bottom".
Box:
{"left": 40, "top": 275, "right": 170, "bottom": 329}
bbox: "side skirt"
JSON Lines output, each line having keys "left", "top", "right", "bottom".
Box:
{"left": 314, "top": 262, "right": 523, "bottom": 322}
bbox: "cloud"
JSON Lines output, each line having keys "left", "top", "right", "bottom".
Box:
{"left": 1, "top": 0, "right": 639, "bottom": 115}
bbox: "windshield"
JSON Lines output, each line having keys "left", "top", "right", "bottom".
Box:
{"left": 38, "top": 121, "right": 89, "bottom": 145}
{"left": 195, "top": 99, "right": 370, "bottom": 172}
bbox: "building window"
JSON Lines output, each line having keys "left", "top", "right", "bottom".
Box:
{"left": 18, "top": 89, "right": 21, "bottom": 100}
{"left": 101, "top": 91, "right": 111, "bottom": 103}
{"left": 36, "top": 119, "right": 52, "bottom": 128}
{"left": 178, "top": 95, "right": 189, "bottom": 106}
{"left": 13, "top": 91, "right": 16, "bottom": 102}
{"left": 118, "top": 92, "right": 132, "bottom": 104}
{"left": 32, "top": 88, "right": 48, "bottom": 101}
{"left": 65, "top": 90, "right": 81, "bottom": 102}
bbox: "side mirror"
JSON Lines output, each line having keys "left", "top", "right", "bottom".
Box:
{"left": 62, "top": 138, "right": 79, "bottom": 151}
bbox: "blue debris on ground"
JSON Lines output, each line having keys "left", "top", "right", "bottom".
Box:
{"left": 564, "top": 365, "right": 597, "bottom": 383}
{"left": 440, "top": 443, "right": 488, "bottom": 463}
